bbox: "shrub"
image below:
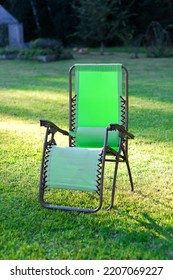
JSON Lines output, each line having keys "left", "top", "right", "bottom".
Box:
{"left": 0, "top": 47, "right": 19, "bottom": 55}
{"left": 30, "top": 38, "right": 62, "bottom": 49}
{"left": 145, "top": 21, "right": 173, "bottom": 57}
{"left": 131, "top": 21, "right": 173, "bottom": 58}
{"left": 0, "top": 38, "right": 73, "bottom": 61}
{"left": 30, "top": 38, "right": 63, "bottom": 56}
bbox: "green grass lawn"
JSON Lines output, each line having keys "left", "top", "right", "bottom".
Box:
{"left": 0, "top": 53, "right": 173, "bottom": 260}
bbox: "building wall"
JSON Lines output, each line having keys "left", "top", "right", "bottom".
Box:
{"left": 0, "top": 24, "right": 8, "bottom": 46}
{"left": 8, "top": 23, "right": 24, "bottom": 48}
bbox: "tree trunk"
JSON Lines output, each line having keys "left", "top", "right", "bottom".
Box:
{"left": 30, "top": 0, "right": 41, "bottom": 34}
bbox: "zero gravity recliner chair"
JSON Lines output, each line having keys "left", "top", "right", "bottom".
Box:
{"left": 39, "top": 64, "right": 134, "bottom": 213}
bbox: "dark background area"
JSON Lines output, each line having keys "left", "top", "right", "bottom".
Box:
{"left": 0, "top": 0, "right": 173, "bottom": 47}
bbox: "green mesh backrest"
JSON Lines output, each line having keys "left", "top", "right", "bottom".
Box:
{"left": 72, "top": 64, "right": 122, "bottom": 148}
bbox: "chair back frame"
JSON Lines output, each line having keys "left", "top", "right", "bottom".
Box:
{"left": 69, "top": 64, "right": 129, "bottom": 156}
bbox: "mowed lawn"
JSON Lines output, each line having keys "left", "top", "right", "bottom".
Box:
{"left": 0, "top": 53, "right": 173, "bottom": 260}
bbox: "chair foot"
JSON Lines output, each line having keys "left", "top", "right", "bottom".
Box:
{"left": 107, "top": 204, "right": 113, "bottom": 211}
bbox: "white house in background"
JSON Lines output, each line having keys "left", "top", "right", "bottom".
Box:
{"left": 0, "top": 4, "right": 24, "bottom": 48}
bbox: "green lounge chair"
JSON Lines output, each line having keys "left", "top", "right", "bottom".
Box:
{"left": 39, "top": 64, "right": 134, "bottom": 212}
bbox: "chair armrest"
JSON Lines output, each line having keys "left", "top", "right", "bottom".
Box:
{"left": 40, "top": 119, "right": 69, "bottom": 136}
{"left": 108, "top": 123, "right": 134, "bottom": 139}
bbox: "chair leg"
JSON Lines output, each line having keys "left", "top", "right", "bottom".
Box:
{"left": 107, "top": 141, "right": 134, "bottom": 210}
{"left": 107, "top": 144, "right": 122, "bottom": 210}
{"left": 107, "top": 159, "right": 120, "bottom": 210}
{"left": 122, "top": 146, "right": 134, "bottom": 191}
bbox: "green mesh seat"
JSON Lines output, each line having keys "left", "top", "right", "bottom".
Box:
{"left": 39, "top": 63, "right": 134, "bottom": 213}
{"left": 46, "top": 146, "right": 102, "bottom": 192}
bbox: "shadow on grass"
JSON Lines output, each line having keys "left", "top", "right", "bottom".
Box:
{"left": 1, "top": 78, "right": 69, "bottom": 92}
{"left": 0, "top": 60, "right": 70, "bottom": 92}
{"left": 0, "top": 99, "right": 68, "bottom": 124}
{"left": 130, "top": 106, "right": 173, "bottom": 143}
{"left": 1, "top": 101, "right": 172, "bottom": 144}
{"left": 1, "top": 188, "right": 173, "bottom": 260}
{"left": 135, "top": 212, "right": 173, "bottom": 241}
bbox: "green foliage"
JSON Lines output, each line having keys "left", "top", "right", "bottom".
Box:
{"left": 0, "top": 47, "right": 19, "bottom": 55}
{"left": 0, "top": 54, "right": 173, "bottom": 260}
{"left": 0, "top": 38, "right": 73, "bottom": 61}
{"left": 131, "top": 21, "right": 173, "bottom": 58}
{"left": 30, "top": 38, "right": 62, "bottom": 51}
{"left": 73, "top": 0, "right": 135, "bottom": 53}
{"left": 19, "top": 48, "right": 55, "bottom": 57}
{"left": 144, "top": 21, "right": 173, "bottom": 57}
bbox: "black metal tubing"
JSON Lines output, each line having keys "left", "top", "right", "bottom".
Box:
{"left": 105, "top": 123, "right": 134, "bottom": 210}
{"left": 122, "top": 65, "right": 129, "bottom": 131}
{"left": 69, "top": 65, "right": 75, "bottom": 147}
{"left": 107, "top": 129, "right": 123, "bottom": 210}
{"left": 39, "top": 118, "right": 68, "bottom": 206}
{"left": 39, "top": 126, "right": 51, "bottom": 206}
{"left": 122, "top": 65, "right": 129, "bottom": 156}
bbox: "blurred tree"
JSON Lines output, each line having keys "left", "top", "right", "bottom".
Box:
{"left": 73, "top": 0, "right": 136, "bottom": 54}
{"left": 131, "top": 0, "right": 173, "bottom": 37}
{"left": 30, "top": 0, "right": 41, "bottom": 34}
